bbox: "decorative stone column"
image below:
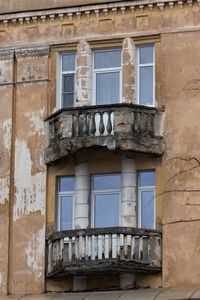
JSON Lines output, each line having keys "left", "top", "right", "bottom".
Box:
{"left": 122, "top": 38, "right": 136, "bottom": 104}
{"left": 120, "top": 155, "right": 137, "bottom": 289}
{"left": 121, "top": 156, "right": 137, "bottom": 227}
{"left": 74, "top": 162, "right": 89, "bottom": 229}
{"left": 73, "top": 162, "right": 89, "bottom": 291}
{"left": 75, "top": 40, "right": 92, "bottom": 107}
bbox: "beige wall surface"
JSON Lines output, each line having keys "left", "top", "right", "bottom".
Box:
{"left": 1, "top": 0, "right": 200, "bottom": 294}
{"left": 0, "top": 0, "right": 123, "bottom": 14}
{"left": 161, "top": 30, "right": 200, "bottom": 287}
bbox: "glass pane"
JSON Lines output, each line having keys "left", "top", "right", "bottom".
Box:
{"left": 62, "top": 53, "right": 75, "bottom": 71}
{"left": 62, "top": 74, "right": 74, "bottom": 93}
{"left": 62, "top": 93, "right": 74, "bottom": 108}
{"left": 139, "top": 66, "right": 153, "bottom": 106}
{"left": 94, "top": 49, "right": 121, "bottom": 69}
{"left": 94, "top": 194, "right": 119, "bottom": 227}
{"left": 141, "top": 191, "right": 155, "bottom": 229}
{"left": 138, "top": 171, "right": 155, "bottom": 187}
{"left": 93, "top": 174, "right": 121, "bottom": 191}
{"left": 59, "top": 177, "right": 75, "bottom": 192}
{"left": 96, "top": 72, "right": 120, "bottom": 105}
{"left": 139, "top": 45, "right": 153, "bottom": 64}
{"left": 60, "top": 196, "right": 73, "bottom": 230}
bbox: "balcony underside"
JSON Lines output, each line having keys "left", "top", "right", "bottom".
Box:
{"left": 47, "top": 258, "right": 161, "bottom": 278}
{"left": 45, "top": 134, "right": 163, "bottom": 164}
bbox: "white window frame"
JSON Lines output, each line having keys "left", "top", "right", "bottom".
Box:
{"left": 92, "top": 48, "right": 122, "bottom": 105}
{"left": 57, "top": 176, "right": 75, "bottom": 231}
{"left": 138, "top": 171, "right": 156, "bottom": 230}
{"left": 57, "top": 52, "right": 76, "bottom": 109}
{"left": 91, "top": 174, "right": 121, "bottom": 228}
{"left": 136, "top": 44, "right": 155, "bottom": 107}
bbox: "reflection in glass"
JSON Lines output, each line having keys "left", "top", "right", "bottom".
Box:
{"left": 94, "top": 194, "right": 119, "bottom": 227}
{"left": 139, "top": 45, "right": 153, "bottom": 64}
{"left": 94, "top": 49, "right": 121, "bottom": 69}
{"left": 62, "top": 53, "right": 76, "bottom": 72}
{"left": 139, "top": 66, "right": 153, "bottom": 106}
{"left": 96, "top": 72, "right": 120, "bottom": 105}
{"left": 141, "top": 191, "right": 154, "bottom": 229}
{"left": 59, "top": 177, "right": 75, "bottom": 192}
{"left": 60, "top": 196, "right": 73, "bottom": 230}
{"left": 138, "top": 171, "right": 155, "bottom": 187}
{"left": 93, "top": 174, "right": 121, "bottom": 190}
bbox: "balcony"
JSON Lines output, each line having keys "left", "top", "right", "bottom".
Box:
{"left": 45, "top": 103, "right": 164, "bottom": 163}
{"left": 46, "top": 227, "right": 162, "bottom": 277}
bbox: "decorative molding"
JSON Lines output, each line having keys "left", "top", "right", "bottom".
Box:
{"left": 15, "top": 46, "right": 49, "bottom": 59}
{"left": 0, "top": 50, "right": 14, "bottom": 60}
{"left": 0, "top": 0, "right": 197, "bottom": 27}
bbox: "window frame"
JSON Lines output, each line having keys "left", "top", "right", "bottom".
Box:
{"left": 136, "top": 44, "right": 155, "bottom": 107}
{"left": 91, "top": 173, "right": 121, "bottom": 228}
{"left": 57, "top": 176, "right": 75, "bottom": 231}
{"left": 92, "top": 48, "right": 122, "bottom": 106}
{"left": 137, "top": 170, "right": 156, "bottom": 230}
{"left": 57, "top": 52, "right": 76, "bottom": 109}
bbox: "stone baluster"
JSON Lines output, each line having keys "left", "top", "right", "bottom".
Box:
{"left": 99, "top": 112, "right": 105, "bottom": 135}
{"left": 106, "top": 111, "right": 112, "bottom": 134}
{"left": 89, "top": 112, "right": 96, "bottom": 135}
{"left": 72, "top": 113, "right": 79, "bottom": 137}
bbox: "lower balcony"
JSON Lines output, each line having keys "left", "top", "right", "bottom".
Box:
{"left": 46, "top": 227, "right": 162, "bottom": 277}
{"left": 45, "top": 104, "right": 164, "bottom": 163}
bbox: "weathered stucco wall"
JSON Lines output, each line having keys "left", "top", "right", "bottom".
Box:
{"left": 0, "top": 50, "right": 14, "bottom": 294}
{"left": 161, "top": 31, "right": 200, "bottom": 287}
{"left": 0, "top": 0, "right": 200, "bottom": 294}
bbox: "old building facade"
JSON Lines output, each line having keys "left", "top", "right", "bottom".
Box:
{"left": 0, "top": 0, "right": 200, "bottom": 296}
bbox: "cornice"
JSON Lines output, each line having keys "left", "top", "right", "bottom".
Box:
{"left": 0, "top": 0, "right": 197, "bottom": 27}
{"left": 15, "top": 46, "right": 49, "bottom": 59}
{"left": 0, "top": 50, "right": 14, "bottom": 60}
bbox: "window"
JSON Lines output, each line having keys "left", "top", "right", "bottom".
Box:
{"left": 91, "top": 174, "right": 121, "bottom": 227}
{"left": 57, "top": 176, "right": 75, "bottom": 230}
{"left": 138, "top": 171, "right": 156, "bottom": 229}
{"left": 137, "top": 45, "right": 155, "bottom": 107}
{"left": 93, "top": 49, "right": 122, "bottom": 105}
{"left": 60, "top": 53, "right": 76, "bottom": 108}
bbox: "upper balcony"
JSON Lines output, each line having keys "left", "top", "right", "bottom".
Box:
{"left": 45, "top": 103, "right": 164, "bottom": 163}
{"left": 46, "top": 227, "right": 162, "bottom": 278}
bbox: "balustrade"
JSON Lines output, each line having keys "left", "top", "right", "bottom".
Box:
{"left": 47, "top": 227, "right": 162, "bottom": 277}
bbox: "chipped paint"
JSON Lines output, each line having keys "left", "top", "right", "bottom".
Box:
{"left": 0, "top": 177, "right": 9, "bottom": 205}
{"left": 25, "top": 108, "right": 45, "bottom": 135}
{"left": 13, "top": 139, "right": 45, "bottom": 222}
{"left": 25, "top": 227, "right": 45, "bottom": 280}
{"left": 2, "top": 118, "right": 12, "bottom": 151}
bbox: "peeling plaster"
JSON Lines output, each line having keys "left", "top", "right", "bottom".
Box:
{"left": 25, "top": 108, "right": 45, "bottom": 135}
{"left": 0, "top": 272, "right": 5, "bottom": 292}
{"left": 0, "top": 177, "right": 9, "bottom": 205}
{"left": 25, "top": 228, "right": 45, "bottom": 280}
{"left": 2, "top": 118, "right": 11, "bottom": 151}
{"left": 14, "top": 139, "right": 45, "bottom": 222}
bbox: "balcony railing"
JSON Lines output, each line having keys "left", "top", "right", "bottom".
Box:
{"left": 46, "top": 227, "right": 162, "bottom": 277}
{"left": 45, "top": 103, "right": 164, "bottom": 163}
